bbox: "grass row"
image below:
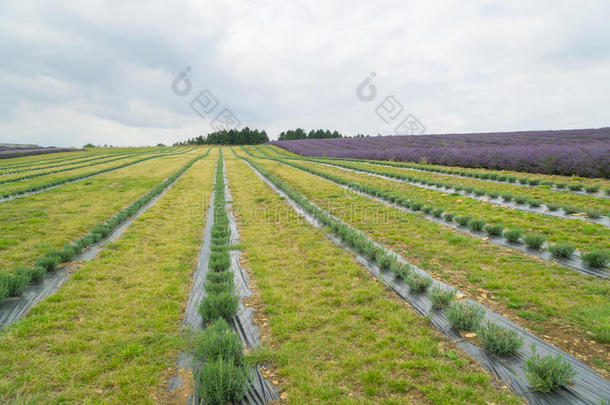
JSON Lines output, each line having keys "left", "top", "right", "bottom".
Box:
{"left": 226, "top": 153, "right": 521, "bottom": 403}
{"left": 0, "top": 149, "right": 195, "bottom": 199}
{"left": 0, "top": 148, "right": 163, "bottom": 176}
{"left": 0, "top": 147, "right": 168, "bottom": 171}
{"left": 239, "top": 153, "right": 609, "bottom": 374}
{"left": 0, "top": 153, "right": 207, "bottom": 304}
{"left": 0, "top": 154, "right": 196, "bottom": 271}
{"left": 0, "top": 151, "right": 92, "bottom": 170}
{"left": 241, "top": 154, "right": 578, "bottom": 395}
{"left": 0, "top": 153, "right": 158, "bottom": 185}
{"left": 194, "top": 151, "right": 250, "bottom": 404}
{"left": 0, "top": 154, "right": 217, "bottom": 402}
{"left": 312, "top": 158, "right": 610, "bottom": 218}
{"left": 249, "top": 153, "right": 610, "bottom": 268}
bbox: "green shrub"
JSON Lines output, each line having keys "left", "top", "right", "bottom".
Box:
{"left": 422, "top": 206, "right": 433, "bottom": 214}
{"left": 477, "top": 321, "right": 522, "bottom": 356}
{"left": 199, "top": 292, "right": 239, "bottom": 323}
{"left": 585, "top": 209, "right": 601, "bottom": 219}
{"left": 506, "top": 176, "right": 517, "bottom": 183}
{"left": 35, "top": 254, "right": 61, "bottom": 272}
{"left": 504, "top": 229, "right": 522, "bottom": 243}
{"left": 568, "top": 183, "right": 583, "bottom": 191}
{"left": 207, "top": 271, "right": 234, "bottom": 285}
{"left": 486, "top": 191, "right": 499, "bottom": 199}
{"left": 519, "top": 178, "right": 529, "bottom": 185}
{"left": 514, "top": 196, "right": 527, "bottom": 204}
{"left": 562, "top": 205, "right": 578, "bottom": 215}
{"left": 584, "top": 185, "right": 600, "bottom": 193}
{"left": 501, "top": 193, "right": 513, "bottom": 202}
{"left": 446, "top": 301, "right": 485, "bottom": 331}
{"left": 376, "top": 252, "right": 393, "bottom": 271}
{"left": 523, "top": 233, "right": 546, "bottom": 250}
{"left": 194, "top": 318, "right": 244, "bottom": 366}
{"left": 210, "top": 251, "right": 231, "bottom": 272}
{"left": 6, "top": 267, "right": 30, "bottom": 296}
{"left": 196, "top": 357, "right": 249, "bottom": 405}
{"left": 525, "top": 346, "right": 576, "bottom": 392}
{"left": 27, "top": 266, "right": 46, "bottom": 283}
{"left": 555, "top": 182, "right": 567, "bottom": 189}
{"left": 428, "top": 287, "right": 455, "bottom": 309}
{"left": 548, "top": 244, "right": 575, "bottom": 259}
{"left": 455, "top": 215, "right": 472, "bottom": 227}
{"left": 405, "top": 273, "right": 432, "bottom": 292}
{"left": 431, "top": 208, "right": 443, "bottom": 218}
{"left": 473, "top": 189, "right": 486, "bottom": 197}
{"left": 581, "top": 250, "right": 610, "bottom": 268}
{"left": 205, "top": 281, "right": 234, "bottom": 295}
{"left": 484, "top": 224, "right": 504, "bottom": 236}
{"left": 467, "top": 218, "right": 486, "bottom": 232}
{"left": 463, "top": 186, "right": 474, "bottom": 194}
{"left": 605, "top": 188, "right": 610, "bottom": 196}
{"left": 546, "top": 203, "right": 560, "bottom": 211}
{"left": 0, "top": 274, "right": 9, "bottom": 301}
{"left": 528, "top": 199, "right": 542, "bottom": 208}
{"left": 391, "top": 262, "right": 411, "bottom": 280}
{"left": 442, "top": 212, "right": 455, "bottom": 222}
{"left": 528, "top": 179, "right": 540, "bottom": 186}
{"left": 410, "top": 202, "right": 423, "bottom": 211}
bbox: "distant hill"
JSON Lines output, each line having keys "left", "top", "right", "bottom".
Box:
{"left": 0, "top": 143, "right": 81, "bottom": 159}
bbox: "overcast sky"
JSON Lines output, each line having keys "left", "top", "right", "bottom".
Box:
{"left": 1, "top": 1, "right": 609, "bottom": 147}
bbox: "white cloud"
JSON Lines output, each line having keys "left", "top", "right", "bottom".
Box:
{"left": 0, "top": 0, "right": 609, "bottom": 146}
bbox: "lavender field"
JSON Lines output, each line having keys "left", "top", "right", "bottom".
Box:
{"left": 269, "top": 128, "right": 610, "bottom": 178}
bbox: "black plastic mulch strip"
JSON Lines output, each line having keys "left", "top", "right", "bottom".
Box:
{"left": 318, "top": 162, "right": 610, "bottom": 227}
{"left": 0, "top": 164, "right": 188, "bottom": 329}
{"left": 245, "top": 159, "right": 610, "bottom": 405}
{"left": 271, "top": 158, "right": 610, "bottom": 279}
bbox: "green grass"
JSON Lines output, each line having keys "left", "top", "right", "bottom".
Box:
{"left": 288, "top": 159, "right": 610, "bottom": 251}
{"left": 245, "top": 156, "right": 609, "bottom": 370}
{"left": 0, "top": 153, "right": 198, "bottom": 273}
{"left": 226, "top": 155, "right": 521, "bottom": 404}
{"left": 0, "top": 154, "right": 217, "bottom": 402}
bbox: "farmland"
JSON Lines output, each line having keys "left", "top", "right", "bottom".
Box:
{"left": 0, "top": 143, "right": 608, "bottom": 404}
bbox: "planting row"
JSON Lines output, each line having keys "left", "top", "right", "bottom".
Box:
{"left": 0, "top": 153, "right": 207, "bottom": 305}
{"left": 0, "top": 153, "right": 158, "bottom": 185}
{"left": 194, "top": 152, "right": 251, "bottom": 404}
{"left": 315, "top": 155, "right": 610, "bottom": 198}
{"left": 239, "top": 152, "right": 609, "bottom": 373}
{"left": 247, "top": 150, "right": 610, "bottom": 267}
{"left": 313, "top": 158, "right": 610, "bottom": 220}
{"left": 256, "top": 146, "right": 610, "bottom": 218}
{"left": 225, "top": 152, "right": 521, "bottom": 403}
{"left": 0, "top": 148, "right": 165, "bottom": 176}
{"left": 0, "top": 154, "right": 217, "bottom": 402}
{"left": 0, "top": 154, "right": 197, "bottom": 271}
{"left": 239, "top": 154, "right": 608, "bottom": 402}
{"left": 0, "top": 149, "right": 196, "bottom": 200}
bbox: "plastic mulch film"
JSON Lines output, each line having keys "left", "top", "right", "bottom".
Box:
{"left": 277, "top": 159, "right": 609, "bottom": 279}
{"left": 246, "top": 160, "right": 610, "bottom": 405}
{"left": 0, "top": 175, "right": 182, "bottom": 330}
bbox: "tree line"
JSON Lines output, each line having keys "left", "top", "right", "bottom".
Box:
{"left": 175, "top": 128, "right": 269, "bottom": 146}
{"left": 277, "top": 128, "right": 345, "bottom": 140}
